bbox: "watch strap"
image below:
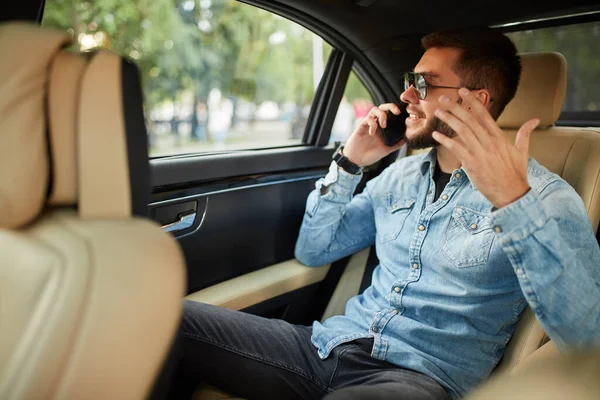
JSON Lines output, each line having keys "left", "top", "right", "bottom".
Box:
{"left": 333, "top": 145, "right": 362, "bottom": 175}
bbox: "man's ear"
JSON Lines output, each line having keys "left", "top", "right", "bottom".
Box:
{"left": 474, "top": 89, "right": 492, "bottom": 107}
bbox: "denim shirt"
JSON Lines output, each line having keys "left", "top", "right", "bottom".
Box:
{"left": 295, "top": 148, "right": 600, "bottom": 399}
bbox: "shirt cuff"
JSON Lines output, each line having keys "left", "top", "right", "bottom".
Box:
{"left": 489, "top": 189, "right": 548, "bottom": 242}
{"left": 317, "top": 161, "right": 363, "bottom": 203}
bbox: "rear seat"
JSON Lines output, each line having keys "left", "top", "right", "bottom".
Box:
{"left": 488, "top": 52, "right": 600, "bottom": 374}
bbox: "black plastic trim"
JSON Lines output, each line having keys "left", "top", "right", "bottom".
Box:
{"left": 495, "top": 9, "right": 600, "bottom": 33}
{"left": 316, "top": 51, "right": 354, "bottom": 146}
{"left": 151, "top": 171, "right": 324, "bottom": 202}
{"left": 37, "top": 0, "right": 46, "bottom": 22}
{"left": 150, "top": 145, "right": 335, "bottom": 189}
{"left": 303, "top": 51, "right": 341, "bottom": 145}
{"left": 304, "top": 49, "right": 354, "bottom": 146}
{"left": 1, "top": 0, "right": 44, "bottom": 23}
{"left": 556, "top": 111, "right": 600, "bottom": 127}
{"left": 121, "top": 58, "right": 151, "bottom": 217}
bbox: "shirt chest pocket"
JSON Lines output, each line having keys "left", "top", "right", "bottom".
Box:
{"left": 378, "top": 195, "right": 415, "bottom": 243}
{"left": 442, "top": 206, "right": 495, "bottom": 268}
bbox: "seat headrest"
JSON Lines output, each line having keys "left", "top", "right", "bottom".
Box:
{"left": 497, "top": 52, "right": 567, "bottom": 129}
{"left": 0, "top": 22, "right": 149, "bottom": 229}
{"left": 0, "top": 23, "right": 71, "bottom": 229}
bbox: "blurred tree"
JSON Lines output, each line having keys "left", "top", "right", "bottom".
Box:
{"left": 41, "top": 0, "right": 340, "bottom": 145}
{"left": 43, "top": 0, "right": 178, "bottom": 111}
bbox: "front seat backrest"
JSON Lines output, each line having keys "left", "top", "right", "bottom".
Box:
{"left": 0, "top": 22, "right": 186, "bottom": 400}
{"left": 493, "top": 52, "right": 600, "bottom": 374}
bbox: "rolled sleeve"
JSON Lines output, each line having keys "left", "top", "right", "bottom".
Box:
{"left": 318, "top": 161, "right": 364, "bottom": 204}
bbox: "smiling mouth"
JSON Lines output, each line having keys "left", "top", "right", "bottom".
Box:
{"left": 407, "top": 112, "right": 425, "bottom": 123}
{"left": 407, "top": 107, "right": 425, "bottom": 121}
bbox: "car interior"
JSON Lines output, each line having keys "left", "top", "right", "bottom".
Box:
{"left": 1, "top": 0, "right": 599, "bottom": 399}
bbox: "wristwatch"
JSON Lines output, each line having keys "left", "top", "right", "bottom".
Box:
{"left": 332, "top": 145, "right": 362, "bottom": 175}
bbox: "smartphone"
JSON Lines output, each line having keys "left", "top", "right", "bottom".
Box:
{"left": 380, "top": 103, "right": 408, "bottom": 146}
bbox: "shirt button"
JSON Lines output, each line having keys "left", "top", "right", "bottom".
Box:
{"left": 470, "top": 223, "right": 478, "bottom": 230}
{"left": 494, "top": 226, "right": 502, "bottom": 233}
{"left": 454, "top": 173, "right": 461, "bottom": 179}
{"left": 394, "top": 286, "right": 401, "bottom": 293}
{"left": 441, "top": 194, "right": 449, "bottom": 201}
{"left": 418, "top": 225, "right": 425, "bottom": 231}
{"left": 412, "top": 263, "right": 419, "bottom": 269}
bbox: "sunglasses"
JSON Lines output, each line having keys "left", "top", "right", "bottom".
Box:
{"left": 403, "top": 72, "right": 480, "bottom": 101}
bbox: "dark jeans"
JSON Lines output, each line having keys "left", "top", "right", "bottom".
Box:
{"left": 168, "top": 300, "right": 451, "bottom": 400}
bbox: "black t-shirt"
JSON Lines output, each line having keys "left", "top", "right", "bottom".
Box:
{"left": 433, "top": 162, "right": 452, "bottom": 202}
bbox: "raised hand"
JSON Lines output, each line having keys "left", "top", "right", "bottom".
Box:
{"left": 431, "top": 88, "right": 540, "bottom": 209}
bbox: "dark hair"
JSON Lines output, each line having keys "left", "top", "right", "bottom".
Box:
{"left": 421, "top": 26, "right": 521, "bottom": 119}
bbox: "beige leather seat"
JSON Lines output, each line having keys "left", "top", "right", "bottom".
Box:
{"left": 491, "top": 51, "right": 600, "bottom": 374}
{"left": 466, "top": 346, "right": 600, "bottom": 400}
{"left": 0, "top": 22, "right": 186, "bottom": 399}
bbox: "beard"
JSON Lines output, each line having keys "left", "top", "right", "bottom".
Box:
{"left": 405, "top": 116, "right": 455, "bottom": 150}
{"left": 405, "top": 98, "right": 462, "bottom": 150}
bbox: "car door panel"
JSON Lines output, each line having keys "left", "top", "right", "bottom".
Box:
{"left": 145, "top": 47, "right": 364, "bottom": 322}
{"left": 152, "top": 172, "right": 323, "bottom": 293}
{"left": 184, "top": 259, "right": 330, "bottom": 312}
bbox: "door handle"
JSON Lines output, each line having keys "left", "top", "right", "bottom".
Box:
{"left": 162, "top": 212, "right": 196, "bottom": 233}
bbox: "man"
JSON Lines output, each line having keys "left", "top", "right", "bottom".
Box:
{"left": 171, "top": 27, "right": 600, "bottom": 400}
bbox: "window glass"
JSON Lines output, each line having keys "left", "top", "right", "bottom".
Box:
{"left": 330, "top": 70, "right": 375, "bottom": 143}
{"left": 42, "top": 0, "right": 333, "bottom": 156}
{"left": 506, "top": 22, "right": 600, "bottom": 113}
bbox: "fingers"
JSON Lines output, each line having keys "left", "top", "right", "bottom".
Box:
{"left": 380, "top": 103, "right": 403, "bottom": 115}
{"left": 364, "top": 113, "right": 378, "bottom": 135}
{"left": 457, "top": 88, "right": 502, "bottom": 137}
{"left": 365, "top": 103, "right": 403, "bottom": 134}
{"left": 431, "top": 130, "right": 470, "bottom": 161}
{"left": 515, "top": 118, "right": 540, "bottom": 157}
{"left": 437, "top": 94, "right": 489, "bottom": 145}
{"left": 434, "top": 107, "right": 480, "bottom": 149}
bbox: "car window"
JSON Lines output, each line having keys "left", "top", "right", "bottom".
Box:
{"left": 506, "top": 21, "right": 600, "bottom": 116}
{"left": 42, "top": 0, "right": 335, "bottom": 157}
{"left": 330, "top": 71, "right": 374, "bottom": 144}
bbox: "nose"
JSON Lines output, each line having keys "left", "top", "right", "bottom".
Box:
{"left": 400, "top": 85, "right": 420, "bottom": 104}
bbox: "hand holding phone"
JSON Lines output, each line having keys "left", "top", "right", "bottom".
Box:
{"left": 380, "top": 103, "right": 408, "bottom": 146}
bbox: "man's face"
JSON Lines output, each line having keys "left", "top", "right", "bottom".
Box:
{"left": 400, "top": 47, "right": 463, "bottom": 149}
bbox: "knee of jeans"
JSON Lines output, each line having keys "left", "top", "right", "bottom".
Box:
{"left": 180, "top": 299, "right": 208, "bottom": 334}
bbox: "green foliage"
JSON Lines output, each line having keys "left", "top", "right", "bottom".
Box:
{"left": 345, "top": 70, "right": 373, "bottom": 103}
{"left": 42, "top": 0, "right": 326, "bottom": 110}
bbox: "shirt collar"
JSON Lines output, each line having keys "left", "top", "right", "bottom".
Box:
{"left": 419, "top": 147, "right": 477, "bottom": 190}
{"left": 419, "top": 147, "right": 438, "bottom": 176}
